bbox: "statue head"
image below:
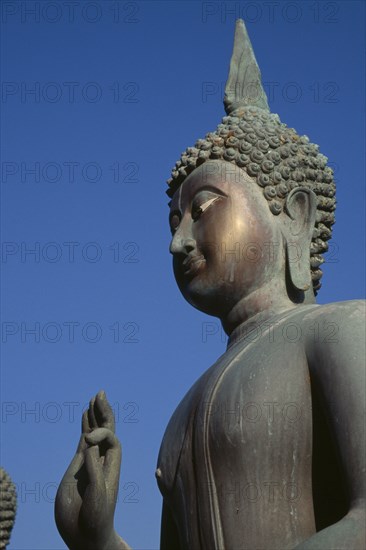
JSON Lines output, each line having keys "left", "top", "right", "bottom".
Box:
{"left": 168, "top": 20, "right": 336, "bottom": 321}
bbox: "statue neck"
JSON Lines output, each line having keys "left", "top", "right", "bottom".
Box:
{"left": 221, "top": 278, "right": 314, "bottom": 337}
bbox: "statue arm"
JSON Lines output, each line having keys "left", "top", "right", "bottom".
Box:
{"left": 160, "top": 500, "right": 181, "bottom": 550}
{"left": 103, "top": 533, "right": 131, "bottom": 550}
{"left": 299, "top": 301, "right": 366, "bottom": 549}
{"left": 294, "top": 508, "right": 365, "bottom": 550}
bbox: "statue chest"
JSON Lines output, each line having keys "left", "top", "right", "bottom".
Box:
{"left": 157, "top": 326, "right": 316, "bottom": 549}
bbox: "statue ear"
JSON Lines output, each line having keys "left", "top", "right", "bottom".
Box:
{"left": 283, "top": 187, "right": 317, "bottom": 291}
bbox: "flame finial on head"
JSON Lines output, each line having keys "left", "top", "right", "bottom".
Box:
{"left": 224, "top": 19, "right": 269, "bottom": 114}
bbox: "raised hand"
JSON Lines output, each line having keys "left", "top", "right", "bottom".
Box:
{"left": 55, "top": 391, "right": 130, "bottom": 550}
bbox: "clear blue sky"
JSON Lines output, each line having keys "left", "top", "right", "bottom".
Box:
{"left": 1, "top": 1, "right": 365, "bottom": 549}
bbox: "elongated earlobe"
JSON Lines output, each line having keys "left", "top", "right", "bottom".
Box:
{"left": 284, "top": 188, "right": 317, "bottom": 291}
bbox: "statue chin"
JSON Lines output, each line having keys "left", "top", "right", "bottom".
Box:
{"left": 175, "top": 267, "right": 237, "bottom": 319}
{"left": 181, "top": 286, "right": 228, "bottom": 318}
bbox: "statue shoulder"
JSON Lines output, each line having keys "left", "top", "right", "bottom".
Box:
{"left": 307, "top": 298, "right": 365, "bottom": 319}
{"left": 303, "top": 299, "right": 365, "bottom": 380}
{"left": 302, "top": 299, "right": 365, "bottom": 349}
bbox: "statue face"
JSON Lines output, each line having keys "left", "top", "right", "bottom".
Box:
{"left": 169, "top": 160, "right": 284, "bottom": 317}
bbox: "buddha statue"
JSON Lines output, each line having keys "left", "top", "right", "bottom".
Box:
{"left": 55, "top": 20, "right": 365, "bottom": 550}
{"left": 0, "top": 467, "right": 17, "bottom": 550}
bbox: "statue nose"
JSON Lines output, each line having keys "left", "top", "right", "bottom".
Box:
{"left": 170, "top": 235, "right": 196, "bottom": 256}
{"left": 182, "top": 238, "right": 196, "bottom": 254}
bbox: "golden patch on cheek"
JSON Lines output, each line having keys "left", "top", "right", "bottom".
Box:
{"left": 234, "top": 219, "right": 245, "bottom": 232}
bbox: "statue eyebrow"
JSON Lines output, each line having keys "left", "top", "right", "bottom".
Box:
{"left": 168, "top": 184, "right": 227, "bottom": 214}
{"left": 192, "top": 185, "right": 228, "bottom": 199}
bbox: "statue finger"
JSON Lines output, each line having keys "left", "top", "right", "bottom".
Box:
{"left": 84, "top": 444, "right": 103, "bottom": 485}
{"left": 76, "top": 433, "right": 88, "bottom": 454}
{"left": 103, "top": 439, "right": 122, "bottom": 489}
{"left": 95, "top": 390, "right": 115, "bottom": 431}
{"left": 85, "top": 427, "right": 119, "bottom": 449}
{"left": 82, "top": 409, "right": 91, "bottom": 434}
{"left": 88, "top": 396, "right": 98, "bottom": 430}
{"left": 81, "top": 446, "right": 107, "bottom": 529}
{"left": 85, "top": 429, "right": 121, "bottom": 505}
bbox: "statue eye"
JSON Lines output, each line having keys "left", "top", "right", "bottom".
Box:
{"left": 192, "top": 196, "right": 220, "bottom": 221}
{"left": 191, "top": 205, "right": 203, "bottom": 221}
{"left": 170, "top": 213, "right": 181, "bottom": 234}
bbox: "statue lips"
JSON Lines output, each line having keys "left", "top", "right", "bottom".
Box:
{"left": 182, "top": 254, "right": 206, "bottom": 278}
